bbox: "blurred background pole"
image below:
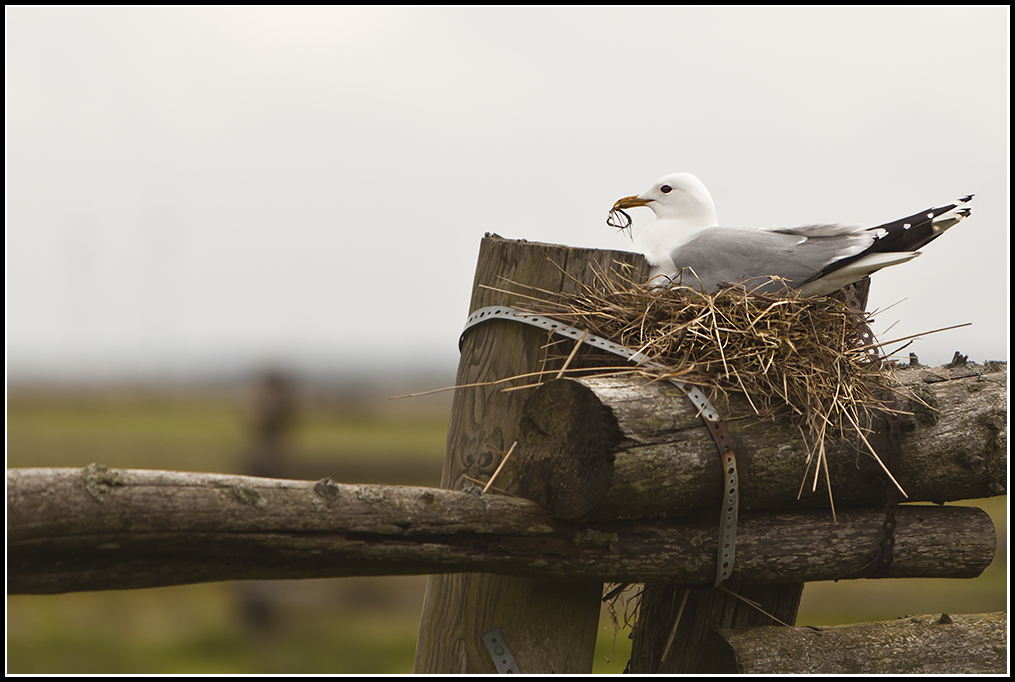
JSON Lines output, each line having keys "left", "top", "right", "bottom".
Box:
{"left": 237, "top": 369, "right": 297, "bottom": 632}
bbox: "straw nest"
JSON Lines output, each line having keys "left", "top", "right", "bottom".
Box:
{"left": 509, "top": 266, "right": 900, "bottom": 489}
{"left": 501, "top": 267, "right": 907, "bottom": 638}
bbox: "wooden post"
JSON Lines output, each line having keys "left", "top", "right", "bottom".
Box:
{"left": 626, "top": 280, "right": 881, "bottom": 673}
{"left": 630, "top": 582, "right": 805, "bottom": 673}
{"left": 412, "top": 235, "right": 648, "bottom": 674}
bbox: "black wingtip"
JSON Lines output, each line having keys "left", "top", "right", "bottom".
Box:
{"left": 959, "top": 194, "right": 974, "bottom": 203}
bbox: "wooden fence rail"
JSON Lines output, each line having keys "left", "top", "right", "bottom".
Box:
{"left": 6, "top": 467, "right": 997, "bottom": 595}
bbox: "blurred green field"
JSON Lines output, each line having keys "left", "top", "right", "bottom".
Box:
{"left": 6, "top": 389, "right": 1007, "bottom": 674}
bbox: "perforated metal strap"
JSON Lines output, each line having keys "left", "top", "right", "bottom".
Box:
{"left": 461, "top": 305, "right": 738, "bottom": 587}
{"left": 481, "top": 628, "right": 519, "bottom": 674}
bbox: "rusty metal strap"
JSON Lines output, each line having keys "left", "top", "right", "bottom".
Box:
{"left": 873, "top": 389, "right": 905, "bottom": 577}
{"left": 840, "top": 284, "right": 905, "bottom": 579}
{"left": 461, "top": 305, "right": 738, "bottom": 587}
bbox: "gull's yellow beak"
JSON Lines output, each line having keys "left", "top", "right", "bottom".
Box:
{"left": 612, "top": 194, "right": 652, "bottom": 210}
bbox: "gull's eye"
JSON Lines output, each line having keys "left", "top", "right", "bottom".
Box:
{"left": 660, "top": 185, "right": 672, "bottom": 194}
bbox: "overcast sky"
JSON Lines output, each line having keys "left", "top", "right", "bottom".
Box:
{"left": 6, "top": 7, "right": 1010, "bottom": 387}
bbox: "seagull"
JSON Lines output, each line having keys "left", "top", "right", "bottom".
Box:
{"left": 610, "top": 173, "right": 973, "bottom": 297}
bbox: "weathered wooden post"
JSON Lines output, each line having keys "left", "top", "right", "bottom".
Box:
{"left": 413, "top": 234, "right": 648, "bottom": 673}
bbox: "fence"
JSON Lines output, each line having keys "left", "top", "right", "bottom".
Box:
{"left": 7, "top": 235, "right": 1007, "bottom": 673}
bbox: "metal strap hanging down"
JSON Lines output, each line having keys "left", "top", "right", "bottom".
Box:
{"left": 840, "top": 284, "right": 906, "bottom": 578}
{"left": 460, "top": 305, "right": 738, "bottom": 588}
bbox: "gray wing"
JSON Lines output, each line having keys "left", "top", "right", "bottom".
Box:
{"left": 668, "top": 226, "right": 877, "bottom": 293}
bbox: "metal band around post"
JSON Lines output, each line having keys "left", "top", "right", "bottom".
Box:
{"left": 481, "top": 628, "right": 519, "bottom": 674}
{"left": 461, "top": 305, "right": 738, "bottom": 587}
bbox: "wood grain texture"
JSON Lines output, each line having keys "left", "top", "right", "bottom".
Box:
{"left": 515, "top": 364, "right": 1007, "bottom": 522}
{"left": 712, "top": 611, "right": 1007, "bottom": 674}
{"left": 415, "top": 235, "right": 649, "bottom": 674}
{"left": 8, "top": 467, "right": 995, "bottom": 593}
